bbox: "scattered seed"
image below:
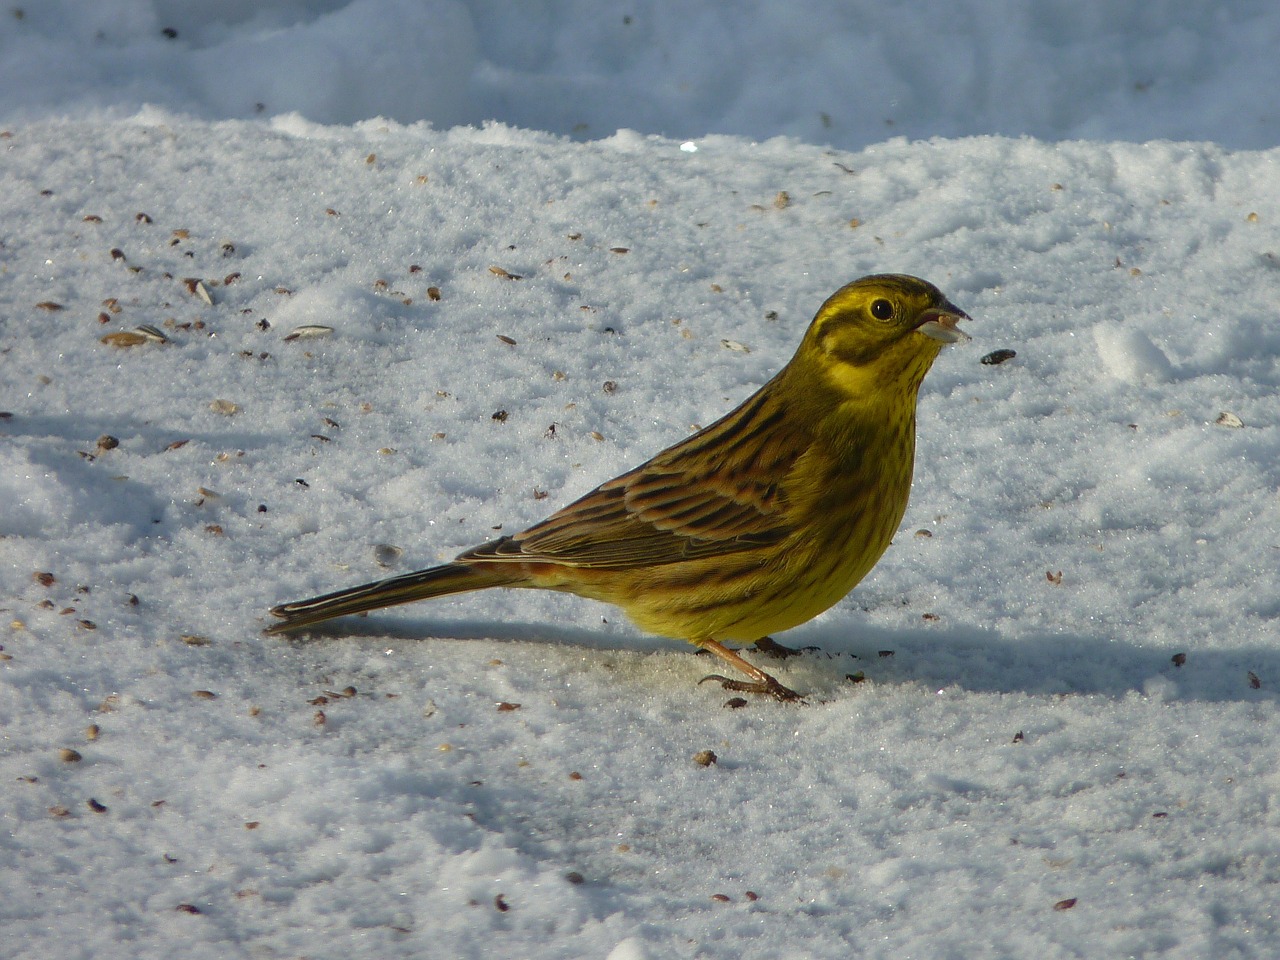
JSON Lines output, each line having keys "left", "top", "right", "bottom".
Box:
{"left": 496, "top": 334, "right": 517, "bottom": 346}
{"left": 848, "top": 217, "right": 862, "bottom": 228}
{"left": 175, "top": 904, "right": 201, "bottom": 915}
{"left": 204, "top": 524, "right": 224, "bottom": 536}
{"left": 1171, "top": 652, "right": 1186, "bottom": 667}
{"left": 136, "top": 212, "right": 152, "bottom": 223}
{"left": 488, "top": 265, "right": 521, "bottom": 280}
{"left": 1215, "top": 411, "right": 1244, "bottom": 429}
{"left": 373, "top": 544, "right": 403, "bottom": 567}
{"left": 602, "top": 380, "right": 617, "bottom": 393}
{"left": 135, "top": 324, "right": 168, "bottom": 343}
{"left": 100, "top": 331, "right": 149, "bottom": 348}
{"left": 110, "top": 248, "right": 126, "bottom": 261}
{"left": 877, "top": 650, "right": 895, "bottom": 658}
{"left": 565, "top": 871, "right": 585, "bottom": 885}
{"left": 1248, "top": 671, "right": 1261, "bottom": 689}
{"left": 87, "top": 798, "right": 108, "bottom": 813}
{"left": 711, "top": 893, "right": 731, "bottom": 903}
{"left": 1046, "top": 570, "right": 1064, "bottom": 585}
{"left": 1012, "top": 730, "right": 1025, "bottom": 743}
{"left": 1053, "top": 898, "right": 1077, "bottom": 911}
{"left": 845, "top": 672, "right": 866, "bottom": 684}
{"left": 494, "top": 894, "right": 510, "bottom": 912}
{"left": 589, "top": 430, "right": 604, "bottom": 441}
{"left": 724, "top": 697, "right": 749, "bottom": 708}
{"left": 181, "top": 635, "right": 210, "bottom": 646}
{"left": 980, "top": 348, "right": 1017, "bottom": 365}
{"left": 178, "top": 279, "right": 214, "bottom": 304}
{"left": 491, "top": 410, "right": 508, "bottom": 422}
{"left": 568, "top": 771, "right": 583, "bottom": 781}
{"left": 313, "top": 710, "right": 326, "bottom": 726}
{"left": 192, "top": 690, "right": 217, "bottom": 700}
{"left": 49, "top": 806, "right": 71, "bottom": 818}
{"left": 33, "top": 571, "right": 56, "bottom": 587}
{"left": 496, "top": 701, "right": 521, "bottom": 712}
{"left": 693, "top": 750, "right": 718, "bottom": 767}
{"left": 36, "top": 301, "right": 65, "bottom": 311}
{"left": 59, "top": 748, "right": 83, "bottom": 763}
{"left": 165, "top": 439, "right": 190, "bottom": 451}
{"left": 82, "top": 214, "right": 103, "bottom": 223}
{"left": 426, "top": 285, "right": 442, "bottom": 301}
{"left": 721, "top": 339, "right": 751, "bottom": 353}
{"left": 283, "top": 324, "right": 334, "bottom": 342}
{"left": 773, "top": 191, "right": 791, "bottom": 209}
{"left": 77, "top": 619, "right": 97, "bottom": 631}
{"left": 209, "top": 399, "right": 239, "bottom": 416}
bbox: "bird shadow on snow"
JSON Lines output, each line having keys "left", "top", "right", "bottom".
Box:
{"left": 272, "top": 611, "right": 1279, "bottom": 707}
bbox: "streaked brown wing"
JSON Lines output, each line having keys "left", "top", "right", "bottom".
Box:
{"left": 459, "top": 380, "right": 805, "bottom": 569}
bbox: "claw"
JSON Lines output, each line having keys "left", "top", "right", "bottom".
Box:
{"left": 698, "top": 673, "right": 804, "bottom": 702}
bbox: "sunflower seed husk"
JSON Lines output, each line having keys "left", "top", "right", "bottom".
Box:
{"left": 283, "top": 325, "right": 334, "bottom": 342}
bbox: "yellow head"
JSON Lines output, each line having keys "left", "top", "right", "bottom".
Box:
{"left": 797, "top": 274, "right": 969, "bottom": 400}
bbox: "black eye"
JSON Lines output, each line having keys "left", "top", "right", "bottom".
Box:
{"left": 870, "top": 298, "right": 895, "bottom": 321}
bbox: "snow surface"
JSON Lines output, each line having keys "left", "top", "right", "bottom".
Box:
{"left": 3, "top": 3, "right": 1280, "bottom": 959}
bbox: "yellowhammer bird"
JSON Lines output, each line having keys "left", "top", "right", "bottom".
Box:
{"left": 267, "top": 274, "right": 969, "bottom": 700}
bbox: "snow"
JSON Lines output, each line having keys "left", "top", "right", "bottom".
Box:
{"left": 2, "top": 2, "right": 1280, "bottom": 958}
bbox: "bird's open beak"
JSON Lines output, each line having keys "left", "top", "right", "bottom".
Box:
{"left": 914, "top": 304, "right": 971, "bottom": 344}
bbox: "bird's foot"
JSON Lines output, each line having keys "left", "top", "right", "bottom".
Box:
{"left": 698, "top": 673, "right": 804, "bottom": 702}
{"left": 696, "top": 639, "right": 805, "bottom": 702}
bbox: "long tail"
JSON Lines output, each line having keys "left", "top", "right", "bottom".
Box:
{"left": 265, "top": 562, "right": 520, "bottom": 634}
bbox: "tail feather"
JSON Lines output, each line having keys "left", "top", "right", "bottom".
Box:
{"left": 265, "top": 562, "right": 519, "bottom": 634}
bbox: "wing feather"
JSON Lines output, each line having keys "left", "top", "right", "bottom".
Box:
{"left": 459, "top": 378, "right": 806, "bottom": 569}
